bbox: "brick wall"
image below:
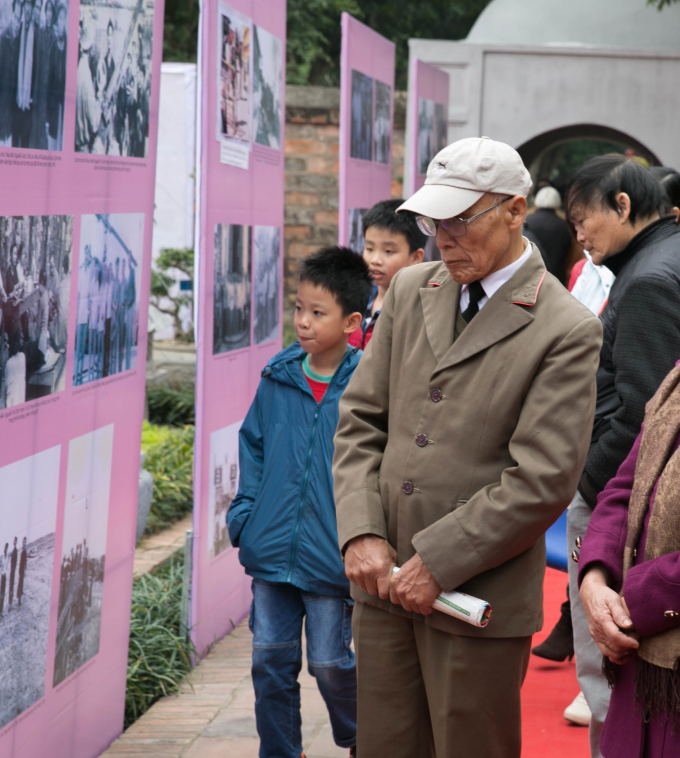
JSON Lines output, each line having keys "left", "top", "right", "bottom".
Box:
{"left": 284, "top": 86, "right": 406, "bottom": 305}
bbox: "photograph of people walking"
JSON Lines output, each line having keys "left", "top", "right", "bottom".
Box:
{"left": 252, "top": 23, "right": 282, "bottom": 150}
{"left": 75, "top": 0, "right": 155, "bottom": 157}
{"left": 0, "top": 445, "right": 60, "bottom": 730}
{"left": 374, "top": 80, "right": 391, "bottom": 164}
{"left": 217, "top": 3, "right": 251, "bottom": 145}
{"left": 252, "top": 225, "right": 279, "bottom": 345}
{"left": 73, "top": 213, "right": 144, "bottom": 386}
{"left": 213, "top": 223, "right": 251, "bottom": 354}
{"left": 0, "top": 0, "right": 69, "bottom": 151}
{"left": 350, "top": 69, "right": 372, "bottom": 160}
{"left": 207, "top": 421, "right": 241, "bottom": 561}
{"left": 0, "top": 214, "right": 72, "bottom": 408}
{"left": 53, "top": 424, "right": 113, "bottom": 687}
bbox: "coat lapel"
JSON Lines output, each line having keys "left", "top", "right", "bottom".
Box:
{"left": 419, "top": 264, "right": 459, "bottom": 364}
{"left": 433, "top": 246, "right": 547, "bottom": 375}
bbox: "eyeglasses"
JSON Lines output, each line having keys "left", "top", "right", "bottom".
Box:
{"left": 416, "top": 196, "right": 512, "bottom": 238}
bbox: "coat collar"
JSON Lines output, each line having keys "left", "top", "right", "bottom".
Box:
{"left": 419, "top": 245, "right": 546, "bottom": 374}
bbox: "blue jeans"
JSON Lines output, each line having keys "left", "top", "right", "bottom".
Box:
{"left": 249, "top": 579, "right": 357, "bottom": 758}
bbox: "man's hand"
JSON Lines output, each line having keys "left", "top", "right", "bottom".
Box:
{"left": 390, "top": 553, "right": 441, "bottom": 616}
{"left": 580, "top": 567, "right": 639, "bottom": 665}
{"left": 344, "top": 535, "right": 397, "bottom": 600}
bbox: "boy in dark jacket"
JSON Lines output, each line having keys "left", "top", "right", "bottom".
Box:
{"left": 228, "top": 246, "right": 372, "bottom": 758}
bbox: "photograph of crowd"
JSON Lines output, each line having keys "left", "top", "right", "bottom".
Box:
{"left": 217, "top": 3, "right": 251, "bottom": 145}
{"left": 253, "top": 225, "right": 279, "bottom": 345}
{"left": 350, "top": 69, "right": 372, "bottom": 161}
{"left": 0, "top": 445, "right": 60, "bottom": 729}
{"left": 207, "top": 421, "right": 241, "bottom": 561}
{"left": 374, "top": 80, "right": 391, "bottom": 164}
{"left": 417, "top": 97, "right": 434, "bottom": 174}
{"left": 0, "top": 0, "right": 69, "bottom": 150}
{"left": 348, "top": 208, "right": 367, "bottom": 255}
{"left": 0, "top": 214, "right": 72, "bottom": 409}
{"left": 75, "top": 0, "right": 155, "bottom": 157}
{"left": 434, "top": 101, "right": 447, "bottom": 155}
{"left": 252, "top": 24, "right": 282, "bottom": 150}
{"left": 53, "top": 424, "right": 113, "bottom": 687}
{"left": 213, "top": 223, "right": 251, "bottom": 354}
{"left": 74, "top": 213, "right": 144, "bottom": 386}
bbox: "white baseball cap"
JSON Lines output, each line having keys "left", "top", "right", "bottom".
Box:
{"left": 398, "top": 136, "right": 532, "bottom": 219}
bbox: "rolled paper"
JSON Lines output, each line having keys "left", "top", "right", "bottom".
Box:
{"left": 391, "top": 566, "right": 492, "bottom": 628}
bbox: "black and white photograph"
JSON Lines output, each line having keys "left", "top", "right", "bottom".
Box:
{"left": 253, "top": 225, "right": 279, "bottom": 345}
{"left": 217, "top": 3, "right": 251, "bottom": 145}
{"left": 373, "top": 80, "right": 391, "bottom": 164}
{"left": 253, "top": 24, "right": 282, "bottom": 150}
{"left": 53, "top": 424, "right": 113, "bottom": 687}
{"left": 417, "top": 97, "right": 434, "bottom": 175}
{"left": 75, "top": 0, "right": 155, "bottom": 157}
{"left": 350, "top": 69, "right": 372, "bottom": 161}
{"left": 207, "top": 421, "right": 241, "bottom": 561}
{"left": 348, "top": 208, "right": 368, "bottom": 255}
{"left": 0, "top": 445, "right": 60, "bottom": 730}
{"left": 213, "top": 223, "right": 251, "bottom": 355}
{"left": 0, "top": 214, "right": 72, "bottom": 409}
{"left": 74, "top": 213, "right": 144, "bottom": 386}
{"left": 0, "top": 0, "right": 69, "bottom": 151}
{"left": 434, "top": 101, "right": 447, "bottom": 154}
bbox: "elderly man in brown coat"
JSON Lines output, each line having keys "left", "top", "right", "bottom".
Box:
{"left": 333, "top": 137, "right": 603, "bottom": 757}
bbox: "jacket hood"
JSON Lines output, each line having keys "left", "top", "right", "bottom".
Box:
{"left": 262, "top": 342, "right": 362, "bottom": 389}
{"left": 605, "top": 216, "right": 680, "bottom": 277}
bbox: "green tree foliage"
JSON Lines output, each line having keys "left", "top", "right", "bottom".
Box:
{"left": 162, "top": 0, "right": 491, "bottom": 88}
{"left": 150, "top": 247, "right": 194, "bottom": 342}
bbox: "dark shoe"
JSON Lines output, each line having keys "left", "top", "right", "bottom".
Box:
{"left": 350, "top": 747, "right": 356, "bottom": 758}
{"left": 532, "top": 604, "right": 574, "bottom": 662}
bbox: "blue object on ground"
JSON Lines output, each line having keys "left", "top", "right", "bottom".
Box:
{"left": 546, "top": 510, "right": 568, "bottom": 572}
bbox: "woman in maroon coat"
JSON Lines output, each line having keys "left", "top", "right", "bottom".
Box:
{"left": 579, "top": 363, "right": 680, "bottom": 757}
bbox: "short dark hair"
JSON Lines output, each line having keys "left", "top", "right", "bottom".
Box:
{"left": 363, "top": 199, "right": 427, "bottom": 253}
{"left": 566, "top": 153, "right": 670, "bottom": 227}
{"left": 299, "top": 246, "right": 373, "bottom": 316}
{"left": 650, "top": 166, "right": 680, "bottom": 210}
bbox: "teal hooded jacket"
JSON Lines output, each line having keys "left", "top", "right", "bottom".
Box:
{"left": 227, "top": 342, "right": 362, "bottom": 596}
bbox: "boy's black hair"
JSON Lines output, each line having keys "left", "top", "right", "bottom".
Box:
{"left": 565, "top": 154, "right": 670, "bottom": 228}
{"left": 299, "top": 246, "right": 373, "bottom": 317}
{"left": 650, "top": 166, "right": 680, "bottom": 211}
{"left": 362, "top": 198, "right": 427, "bottom": 253}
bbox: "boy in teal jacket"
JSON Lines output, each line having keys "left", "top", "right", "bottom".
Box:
{"left": 228, "top": 247, "right": 372, "bottom": 758}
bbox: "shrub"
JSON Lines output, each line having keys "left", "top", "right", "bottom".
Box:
{"left": 142, "top": 422, "right": 195, "bottom": 535}
{"left": 125, "top": 555, "right": 194, "bottom": 727}
{"left": 147, "top": 384, "right": 195, "bottom": 427}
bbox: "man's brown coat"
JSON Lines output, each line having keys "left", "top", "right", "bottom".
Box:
{"left": 333, "top": 246, "right": 603, "bottom": 638}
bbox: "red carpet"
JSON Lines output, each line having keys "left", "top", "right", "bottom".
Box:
{"left": 521, "top": 567, "right": 590, "bottom": 757}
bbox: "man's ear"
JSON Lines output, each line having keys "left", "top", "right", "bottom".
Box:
{"left": 507, "top": 195, "right": 527, "bottom": 231}
{"left": 344, "top": 311, "right": 362, "bottom": 334}
{"left": 410, "top": 248, "right": 425, "bottom": 265}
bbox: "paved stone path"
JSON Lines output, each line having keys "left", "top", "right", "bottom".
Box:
{"left": 133, "top": 514, "right": 193, "bottom": 578}
{"left": 102, "top": 618, "right": 347, "bottom": 758}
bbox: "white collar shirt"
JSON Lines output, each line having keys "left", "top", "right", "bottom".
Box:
{"left": 459, "top": 238, "right": 533, "bottom": 313}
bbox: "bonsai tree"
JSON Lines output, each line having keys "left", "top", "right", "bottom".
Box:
{"left": 150, "top": 247, "right": 194, "bottom": 342}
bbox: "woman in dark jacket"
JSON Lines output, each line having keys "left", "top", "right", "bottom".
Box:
{"left": 579, "top": 362, "right": 680, "bottom": 757}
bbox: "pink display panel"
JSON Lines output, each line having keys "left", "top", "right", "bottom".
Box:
{"left": 406, "top": 57, "right": 449, "bottom": 196}
{"left": 338, "top": 12, "right": 395, "bottom": 253}
{"left": 0, "top": 0, "right": 164, "bottom": 756}
{"left": 191, "top": 0, "right": 286, "bottom": 658}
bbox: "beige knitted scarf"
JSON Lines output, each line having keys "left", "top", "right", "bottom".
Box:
{"left": 616, "top": 363, "right": 680, "bottom": 720}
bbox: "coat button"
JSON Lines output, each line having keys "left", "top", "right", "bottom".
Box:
{"left": 571, "top": 549, "right": 579, "bottom": 563}
{"left": 402, "top": 481, "right": 414, "bottom": 495}
{"left": 664, "top": 610, "right": 679, "bottom": 618}
{"left": 430, "top": 389, "right": 443, "bottom": 403}
{"left": 575, "top": 536, "right": 582, "bottom": 549}
{"left": 633, "top": 548, "right": 637, "bottom": 558}
{"left": 416, "top": 434, "right": 428, "bottom": 447}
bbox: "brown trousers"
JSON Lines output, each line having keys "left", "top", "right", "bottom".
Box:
{"left": 353, "top": 602, "right": 532, "bottom": 757}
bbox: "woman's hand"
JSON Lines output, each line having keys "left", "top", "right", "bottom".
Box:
{"left": 580, "top": 567, "right": 640, "bottom": 664}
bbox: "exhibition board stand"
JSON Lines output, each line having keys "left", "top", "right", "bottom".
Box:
{"left": 191, "top": 0, "right": 286, "bottom": 658}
